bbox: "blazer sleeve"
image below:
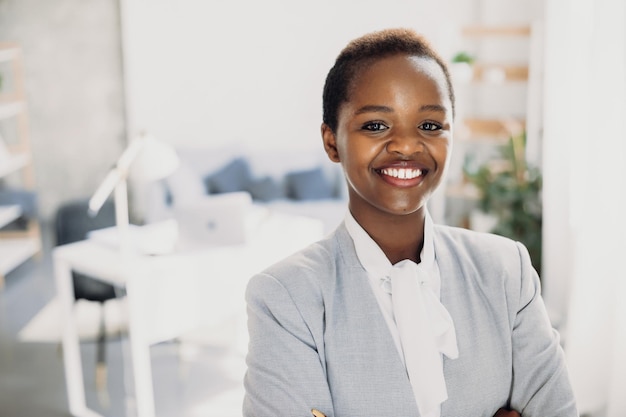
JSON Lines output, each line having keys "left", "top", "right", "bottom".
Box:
{"left": 509, "top": 242, "right": 578, "bottom": 416}
{"left": 243, "top": 272, "right": 334, "bottom": 417}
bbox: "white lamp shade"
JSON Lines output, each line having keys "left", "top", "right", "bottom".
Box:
{"left": 129, "top": 134, "right": 180, "bottom": 182}
{"left": 89, "top": 132, "right": 179, "bottom": 216}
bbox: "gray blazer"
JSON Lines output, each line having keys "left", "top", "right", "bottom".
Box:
{"left": 243, "top": 223, "right": 577, "bottom": 417}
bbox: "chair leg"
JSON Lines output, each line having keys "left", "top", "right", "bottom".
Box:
{"left": 95, "top": 303, "right": 110, "bottom": 408}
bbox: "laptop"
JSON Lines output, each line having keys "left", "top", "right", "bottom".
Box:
{"left": 174, "top": 191, "right": 252, "bottom": 250}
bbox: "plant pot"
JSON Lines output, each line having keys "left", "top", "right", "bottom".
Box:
{"left": 469, "top": 210, "right": 499, "bottom": 233}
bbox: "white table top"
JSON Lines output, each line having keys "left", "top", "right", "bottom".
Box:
{"left": 53, "top": 210, "right": 324, "bottom": 345}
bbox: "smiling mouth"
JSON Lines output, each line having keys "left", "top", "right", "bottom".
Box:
{"left": 378, "top": 167, "right": 424, "bottom": 180}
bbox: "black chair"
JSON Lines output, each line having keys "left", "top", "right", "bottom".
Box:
{"left": 54, "top": 198, "right": 122, "bottom": 393}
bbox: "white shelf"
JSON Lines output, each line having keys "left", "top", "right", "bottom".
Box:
{"left": 0, "top": 205, "right": 22, "bottom": 229}
{"left": 0, "top": 45, "right": 19, "bottom": 63}
{"left": 0, "top": 43, "right": 40, "bottom": 283}
{"left": 0, "top": 100, "right": 25, "bottom": 120}
{"left": 0, "top": 237, "right": 40, "bottom": 276}
{"left": 0, "top": 152, "right": 29, "bottom": 178}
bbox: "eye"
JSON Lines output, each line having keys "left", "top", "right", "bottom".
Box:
{"left": 419, "top": 121, "right": 442, "bottom": 131}
{"left": 361, "top": 121, "right": 389, "bottom": 132}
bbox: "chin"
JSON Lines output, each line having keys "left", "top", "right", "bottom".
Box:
{"left": 378, "top": 202, "right": 426, "bottom": 217}
{"left": 382, "top": 194, "right": 430, "bottom": 215}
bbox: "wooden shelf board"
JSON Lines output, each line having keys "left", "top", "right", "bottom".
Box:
{"left": 0, "top": 205, "right": 22, "bottom": 229}
{"left": 0, "top": 219, "right": 40, "bottom": 239}
{"left": 457, "top": 136, "right": 509, "bottom": 145}
{"left": 0, "top": 236, "right": 40, "bottom": 276}
{"left": 472, "top": 64, "right": 529, "bottom": 82}
{"left": 0, "top": 92, "right": 25, "bottom": 103}
{"left": 462, "top": 25, "right": 531, "bottom": 37}
{"left": 457, "top": 118, "right": 525, "bottom": 141}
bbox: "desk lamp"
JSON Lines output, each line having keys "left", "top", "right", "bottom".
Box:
{"left": 88, "top": 131, "right": 179, "bottom": 254}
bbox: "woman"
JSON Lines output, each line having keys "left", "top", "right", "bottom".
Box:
{"left": 243, "top": 28, "right": 577, "bottom": 417}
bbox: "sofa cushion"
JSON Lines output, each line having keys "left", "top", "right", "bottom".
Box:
{"left": 205, "top": 157, "right": 252, "bottom": 194}
{"left": 246, "top": 176, "right": 285, "bottom": 202}
{"left": 285, "top": 167, "right": 335, "bottom": 200}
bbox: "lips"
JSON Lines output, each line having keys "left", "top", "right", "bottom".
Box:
{"left": 374, "top": 161, "right": 429, "bottom": 186}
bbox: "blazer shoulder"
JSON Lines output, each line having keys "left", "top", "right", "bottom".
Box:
{"left": 245, "top": 230, "right": 349, "bottom": 346}
{"left": 435, "top": 224, "right": 520, "bottom": 258}
{"left": 433, "top": 224, "right": 533, "bottom": 284}
{"left": 265, "top": 231, "right": 339, "bottom": 281}
{"left": 247, "top": 229, "right": 344, "bottom": 305}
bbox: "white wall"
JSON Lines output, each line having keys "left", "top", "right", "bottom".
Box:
{"left": 0, "top": 0, "right": 541, "bottom": 219}
{"left": 0, "top": 0, "right": 126, "bottom": 220}
{"left": 542, "top": 1, "right": 626, "bottom": 415}
{"left": 119, "top": 0, "right": 455, "bottom": 151}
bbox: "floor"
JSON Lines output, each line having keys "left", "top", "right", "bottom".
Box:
{"left": 0, "top": 222, "right": 246, "bottom": 417}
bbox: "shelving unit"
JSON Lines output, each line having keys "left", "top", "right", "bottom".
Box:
{"left": 445, "top": 23, "right": 536, "bottom": 229}
{"left": 0, "top": 42, "right": 41, "bottom": 288}
{"left": 0, "top": 204, "right": 22, "bottom": 228}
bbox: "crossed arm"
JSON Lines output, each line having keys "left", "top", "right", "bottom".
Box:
{"left": 310, "top": 408, "right": 519, "bottom": 417}
{"left": 493, "top": 409, "right": 521, "bottom": 417}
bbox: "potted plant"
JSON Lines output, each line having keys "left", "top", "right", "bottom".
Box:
{"left": 463, "top": 131, "right": 543, "bottom": 274}
{"left": 451, "top": 51, "right": 476, "bottom": 65}
{"left": 449, "top": 51, "right": 476, "bottom": 83}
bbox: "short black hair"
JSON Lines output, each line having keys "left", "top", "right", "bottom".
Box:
{"left": 322, "top": 28, "right": 455, "bottom": 133}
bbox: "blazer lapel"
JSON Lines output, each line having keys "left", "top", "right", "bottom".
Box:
{"left": 434, "top": 227, "right": 480, "bottom": 415}
{"left": 334, "top": 224, "right": 404, "bottom": 362}
{"left": 330, "top": 225, "right": 419, "bottom": 415}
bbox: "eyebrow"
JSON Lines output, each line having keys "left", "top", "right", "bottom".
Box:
{"left": 354, "top": 105, "right": 393, "bottom": 115}
{"left": 419, "top": 104, "right": 447, "bottom": 113}
{"left": 354, "top": 104, "right": 447, "bottom": 115}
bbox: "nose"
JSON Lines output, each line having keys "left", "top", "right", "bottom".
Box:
{"left": 385, "top": 130, "right": 425, "bottom": 156}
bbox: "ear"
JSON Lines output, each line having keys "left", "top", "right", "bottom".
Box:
{"left": 321, "top": 123, "right": 341, "bottom": 163}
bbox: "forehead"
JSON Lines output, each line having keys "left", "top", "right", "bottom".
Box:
{"left": 347, "top": 54, "right": 450, "bottom": 106}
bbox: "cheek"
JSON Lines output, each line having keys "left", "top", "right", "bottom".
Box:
{"left": 336, "top": 137, "right": 350, "bottom": 160}
{"left": 338, "top": 140, "right": 374, "bottom": 185}
{"left": 337, "top": 133, "right": 368, "bottom": 162}
{"left": 433, "top": 139, "right": 452, "bottom": 167}
{"left": 344, "top": 140, "right": 382, "bottom": 173}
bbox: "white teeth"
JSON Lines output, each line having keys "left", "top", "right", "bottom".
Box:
{"left": 381, "top": 168, "right": 422, "bottom": 179}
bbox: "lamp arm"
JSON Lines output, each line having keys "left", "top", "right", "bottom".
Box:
{"left": 116, "top": 135, "right": 146, "bottom": 173}
{"left": 88, "top": 167, "right": 122, "bottom": 216}
{"left": 87, "top": 134, "right": 148, "bottom": 216}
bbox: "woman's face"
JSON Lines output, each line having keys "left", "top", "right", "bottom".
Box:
{"left": 322, "top": 54, "right": 453, "bottom": 222}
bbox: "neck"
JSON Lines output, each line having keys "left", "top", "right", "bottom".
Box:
{"left": 350, "top": 206, "right": 426, "bottom": 265}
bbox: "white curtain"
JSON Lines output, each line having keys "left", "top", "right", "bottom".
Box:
{"left": 542, "top": 1, "right": 626, "bottom": 416}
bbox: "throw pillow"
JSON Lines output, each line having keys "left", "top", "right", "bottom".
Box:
{"left": 205, "top": 157, "right": 251, "bottom": 194}
{"left": 246, "top": 176, "right": 285, "bottom": 202}
{"left": 285, "top": 167, "right": 334, "bottom": 200}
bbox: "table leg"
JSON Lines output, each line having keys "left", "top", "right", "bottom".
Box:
{"left": 54, "top": 253, "right": 90, "bottom": 416}
{"left": 125, "top": 275, "right": 156, "bottom": 417}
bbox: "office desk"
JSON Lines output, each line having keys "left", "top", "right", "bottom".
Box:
{"left": 54, "top": 212, "right": 324, "bottom": 417}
